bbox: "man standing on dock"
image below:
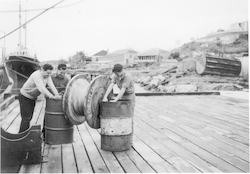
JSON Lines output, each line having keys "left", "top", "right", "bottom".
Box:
{"left": 51, "top": 63, "right": 71, "bottom": 94}
{"left": 102, "top": 64, "right": 135, "bottom": 107}
{"left": 18, "top": 63, "right": 61, "bottom": 133}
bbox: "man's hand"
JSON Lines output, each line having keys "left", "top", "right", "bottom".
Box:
{"left": 54, "top": 95, "right": 62, "bottom": 100}
{"left": 112, "top": 97, "right": 119, "bottom": 102}
{"left": 102, "top": 97, "right": 108, "bottom": 102}
{"left": 50, "top": 95, "right": 62, "bottom": 100}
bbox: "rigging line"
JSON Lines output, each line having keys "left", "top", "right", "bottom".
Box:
{"left": 0, "top": 0, "right": 85, "bottom": 13}
{"left": 0, "top": 0, "right": 65, "bottom": 41}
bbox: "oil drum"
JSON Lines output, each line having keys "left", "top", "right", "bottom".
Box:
{"left": 45, "top": 98, "right": 73, "bottom": 145}
{"left": 100, "top": 99, "right": 133, "bottom": 151}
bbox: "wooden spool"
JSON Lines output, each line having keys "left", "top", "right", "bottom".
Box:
{"left": 84, "top": 75, "right": 112, "bottom": 129}
{"left": 45, "top": 98, "right": 74, "bottom": 145}
{"left": 100, "top": 99, "right": 133, "bottom": 152}
{"left": 196, "top": 53, "right": 241, "bottom": 77}
{"left": 1, "top": 125, "right": 42, "bottom": 166}
{"left": 63, "top": 74, "right": 89, "bottom": 125}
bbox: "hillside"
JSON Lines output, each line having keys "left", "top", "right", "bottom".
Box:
{"left": 132, "top": 35, "right": 248, "bottom": 92}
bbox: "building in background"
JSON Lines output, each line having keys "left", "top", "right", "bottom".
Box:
{"left": 198, "top": 21, "right": 248, "bottom": 44}
{"left": 135, "top": 49, "right": 170, "bottom": 66}
{"left": 230, "top": 21, "right": 248, "bottom": 31}
{"left": 91, "top": 50, "right": 108, "bottom": 63}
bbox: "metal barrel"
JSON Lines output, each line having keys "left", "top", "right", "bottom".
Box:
{"left": 45, "top": 98, "right": 74, "bottom": 145}
{"left": 100, "top": 99, "right": 133, "bottom": 151}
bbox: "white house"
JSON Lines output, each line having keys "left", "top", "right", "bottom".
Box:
{"left": 96, "top": 49, "right": 138, "bottom": 66}
{"left": 135, "top": 49, "right": 170, "bottom": 65}
{"left": 91, "top": 50, "right": 108, "bottom": 63}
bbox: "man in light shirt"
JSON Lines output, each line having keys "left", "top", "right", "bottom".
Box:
{"left": 19, "top": 63, "right": 61, "bottom": 133}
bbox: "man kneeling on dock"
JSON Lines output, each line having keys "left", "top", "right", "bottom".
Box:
{"left": 18, "top": 63, "right": 61, "bottom": 133}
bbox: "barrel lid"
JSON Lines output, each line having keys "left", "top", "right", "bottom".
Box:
{"left": 63, "top": 74, "right": 89, "bottom": 125}
{"left": 84, "top": 75, "right": 112, "bottom": 129}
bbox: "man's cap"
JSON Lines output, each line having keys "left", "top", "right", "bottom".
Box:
{"left": 58, "top": 63, "right": 67, "bottom": 70}
{"left": 112, "top": 64, "right": 123, "bottom": 72}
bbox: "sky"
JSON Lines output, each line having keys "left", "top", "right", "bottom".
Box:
{"left": 0, "top": 0, "right": 248, "bottom": 62}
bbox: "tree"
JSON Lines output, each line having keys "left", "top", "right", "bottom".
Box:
{"left": 68, "top": 51, "right": 86, "bottom": 68}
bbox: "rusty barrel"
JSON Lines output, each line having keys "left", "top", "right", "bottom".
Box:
{"left": 100, "top": 99, "right": 133, "bottom": 151}
{"left": 45, "top": 98, "right": 74, "bottom": 145}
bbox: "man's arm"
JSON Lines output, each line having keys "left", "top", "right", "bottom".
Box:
{"left": 113, "top": 87, "right": 126, "bottom": 102}
{"left": 34, "top": 76, "right": 54, "bottom": 98}
{"left": 102, "top": 83, "right": 115, "bottom": 101}
{"left": 47, "top": 77, "right": 59, "bottom": 96}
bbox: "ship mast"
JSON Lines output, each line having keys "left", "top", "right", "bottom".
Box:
{"left": 19, "top": 0, "right": 21, "bottom": 53}
{"left": 24, "top": 11, "right": 27, "bottom": 49}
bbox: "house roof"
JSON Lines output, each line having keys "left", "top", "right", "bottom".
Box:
{"left": 92, "top": 50, "right": 108, "bottom": 56}
{"left": 137, "top": 49, "right": 169, "bottom": 56}
{"left": 110, "top": 48, "right": 138, "bottom": 55}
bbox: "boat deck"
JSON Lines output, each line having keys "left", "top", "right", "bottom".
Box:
{"left": 1, "top": 94, "right": 249, "bottom": 173}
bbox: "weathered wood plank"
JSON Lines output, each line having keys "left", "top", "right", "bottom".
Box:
{"left": 0, "top": 95, "right": 15, "bottom": 111}
{"left": 41, "top": 143, "right": 50, "bottom": 173}
{"left": 166, "top": 113, "right": 249, "bottom": 161}
{"left": 182, "top": 96, "right": 249, "bottom": 130}
{"left": 1, "top": 106, "right": 20, "bottom": 130}
{"left": 0, "top": 100, "right": 19, "bottom": 121}
{"left": 47, "top": 145, "right": 62, "bottom": 173}
{"left": 73, "top": 126, "right": 93, "bottom": 173}
{"left": 146, "top": 96, "right": 249, "bottom": 143}
{"left": 168, "top": 114, "right": 249, "bottom": 159}
{"left": 62, "top": 143, "right": 78, "bottom": 173}
{"left": 134, "top": 125, "right": 200, "bottom": 173}
{"left": 113, "top": 151, "right": 141, "bottom": 173}
{"left": 135, "top": 98, "right": 247, "bottom": 172}
{"left": 77, "top": 123, "right": 109, "bottom": 173}
{"left": 41, "top": 144, "right": 62, "bottom": 173}
{"left": 30, "top": 100, "right": 44, "bottom": 126}
{"left": 85, "top": 126, "right": 124, "bottom": 173}
{"left": 134, "top": 116, "right": 223, "bottom": 173}
{"left": 125, "top": 147, "right": 156, "bottom": 173}
{"left": 132, "top": 135, "right": 179, "bottom": 173}
{"left": 5, "top": 115, "right": 21, "bottom": 133}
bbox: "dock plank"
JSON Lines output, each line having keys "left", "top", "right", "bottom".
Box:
{"left": 125, "top": 147, "right": 156, "bottom": 173}
{"left": 132, "top": 135, "right": 179, "bottom": 173}
{"left": 135, "top": 97, "right": 247, "bottom": 172}
{"left": 85, "top": 126, "right": 124, "bottom": 173}
{"left": 62, "top": 144, "right": 78, "bottom": 173}
{"left": 42, "top": 145, "right": 62, "bottom": 173}
{"left": 78, "top": 123, "right": 109, "bottom": 173}
{"left": 73, "top": 126, "right": 94, "bottom": 173}
{"left": 0, "top": 100, "right": 19, "bottom": 121}
{"left": 134, "top": 115, "right": 223, "bottom": 173}
{"left": 113, "top": 151, "right": 141, "bottom": 173}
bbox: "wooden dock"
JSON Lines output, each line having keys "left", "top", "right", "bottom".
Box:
{"left": 1, "top": 94, "right": 249, "bottom": 173}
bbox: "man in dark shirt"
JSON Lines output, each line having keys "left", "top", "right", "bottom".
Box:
{"left": 51, "top": 64, "right": 71, "bottom": 93}
{"left": 102, "top": 64, "right": 135, "bottom": 105}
